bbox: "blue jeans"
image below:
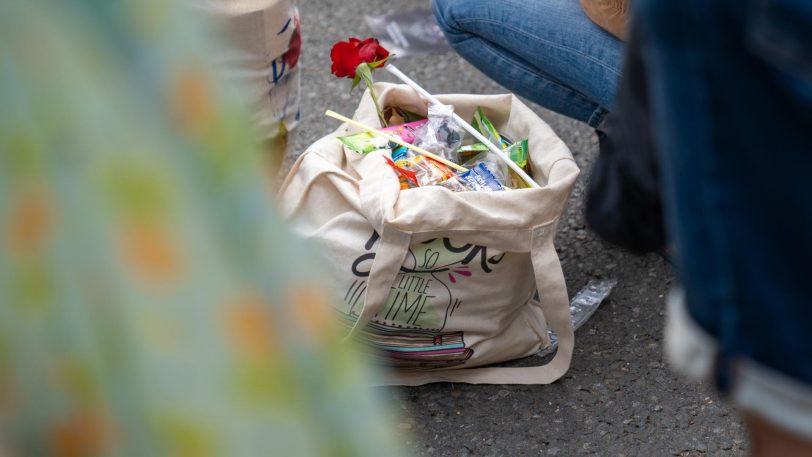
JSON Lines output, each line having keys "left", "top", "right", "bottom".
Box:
{"left": 432, "top": 0, "right": 624, "bottom": 128}
{"left": 636, "top": 0, "right": 812, "bottom": 395}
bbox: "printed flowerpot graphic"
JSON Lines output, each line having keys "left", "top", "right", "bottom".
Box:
{"left": 343, "top": 231, "right": 505, "bottom": 369}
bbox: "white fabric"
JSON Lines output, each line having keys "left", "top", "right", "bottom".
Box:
{"left": 665, "top": 287, "right": 718, "bottom": 379}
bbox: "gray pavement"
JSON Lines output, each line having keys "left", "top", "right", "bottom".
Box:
{"left": 291, "top": 1, "right": 748, "bottom": 455}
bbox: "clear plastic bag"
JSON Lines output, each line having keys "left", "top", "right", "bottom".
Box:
{"left": 536, "top": 278, "right": 618, "bottom": 357}
{"left": 413, "top": 103, "right": 466, "bottom": 163}
{"left": 461, "top": 151, "right": 509, "bottom": 186}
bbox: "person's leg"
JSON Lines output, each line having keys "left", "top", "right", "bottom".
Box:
{"left": 636, "top": 0, "right": 812, "bottom": 453}
{"left": 432, "top": 0, "right": 623, "bottom": 127}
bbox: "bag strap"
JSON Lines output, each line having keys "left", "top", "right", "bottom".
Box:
{"left": 344, "top": 150, "right": 413, "bottom": 339}
{"left": 380, "top": 224, "right": 575, "bottom": 385}
{"left": 345, "top": 224, "right": 412, "bottom": 339}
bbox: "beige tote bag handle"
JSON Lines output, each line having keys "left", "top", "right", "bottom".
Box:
{"left": 345, "top": 153, "right": 413, "bottom": 339}
{"left": 344, "top": 225, "right": 412, "bottom": 339}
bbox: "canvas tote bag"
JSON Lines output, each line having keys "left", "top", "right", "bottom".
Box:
{"left": 279, "top": 83, "right": 579, "bottom": 385}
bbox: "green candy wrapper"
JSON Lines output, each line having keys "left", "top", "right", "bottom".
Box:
{"left": 457, "top": 142, "right": 490, "bottom": 163}
{"left": 471, "top": 107, "right": 501, "bottom": 147}
{"left": 506, "top": 139, "right": 528, "bottom": 168}
{"left": 337, "top": 133, "right": 390, "bottom": 154}
{"left": 470, "top": 107, "right": 513, "bottom": 149}
{"left": 337, "top": 119, "right": 429, "bottom": 154}
{"left": 505, "top": 139, "right": 531, "bottom": 188}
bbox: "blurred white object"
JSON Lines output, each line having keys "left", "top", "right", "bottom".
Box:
{"left": 365, "top": 9, "right": 452, "bottom": 57}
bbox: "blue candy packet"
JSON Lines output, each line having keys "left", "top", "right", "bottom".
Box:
{"left": 440, "top": 163, "right": 506, "bottom": 192}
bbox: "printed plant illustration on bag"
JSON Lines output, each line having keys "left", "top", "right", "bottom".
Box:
{"left": 342, "top": 231, "right": 505, "bottom": 369}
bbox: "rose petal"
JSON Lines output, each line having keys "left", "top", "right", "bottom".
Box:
{"left": 330, "top": 41, "right": 362, "bottom": 78}
{"left": 357, "top": 38, "right": 380, "bottom": 62}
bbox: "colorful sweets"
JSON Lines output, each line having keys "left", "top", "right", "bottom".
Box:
{"left": 341, "top": 106, "right": 534, "bottom": 192}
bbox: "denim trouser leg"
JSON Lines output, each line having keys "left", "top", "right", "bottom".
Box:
{"left": 635, "top": 0, "right": 812, "bottom": 391}
{"left": 432, "top": 0, "right": 623, "bottom": 128}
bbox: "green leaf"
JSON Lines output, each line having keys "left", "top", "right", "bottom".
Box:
{"left": 368, "top": 56, "right": 392, "bottom": 69}
{"left": 350, "top": 73, "right": 362, "bottom": 92}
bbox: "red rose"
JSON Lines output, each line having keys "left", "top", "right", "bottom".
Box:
{"left": 330, "top": 37, "right": 390, "bottom": 79}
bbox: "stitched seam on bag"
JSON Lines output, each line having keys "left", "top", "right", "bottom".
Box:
{"left": 525, "top": 317, "right": 549, "bottom": 349}
{"left": 412, "top": 224, "right": 559, "bottom": 238}
{"left": 545, "top": 157, "right": 579, "bottom": 176}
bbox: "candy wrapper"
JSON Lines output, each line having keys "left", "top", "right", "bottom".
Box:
{"left": 384, "top": 155, "right": 418, "bottom": 190}
{"left": 414, "top": 103, "right": 466, "bottom": 163}
{"left": 338, "top": 133, "right": 390, "bottom": 154}
{"left": 462, "top": 151, "right": 509, "bottom": 186}
{"left": 406, "top": 156, "right": 457, "bottom": 187}
{"left": 506, "top": 139, "right": 529, "bottom": 168}
{"left": 459, "top": 108, "right": 516, "bottom": 182}
{"left": 389, "top": 146, "right": 418, "bottom": 189}
{"left": 391, "top": 145, "right": 413, "bottom": 162}
{"left": 386, "top": 147, "right": 457, "bottom": 188}
{"left": 460, "top": 137, "right": 531, "bottom": 189}
{"left": 457, "top": 142, "right": 490, "bottom": 164}
{"left": 439, "top": 163, "right": 506, "bottom": 193}
{"left": 505, "top": 139, "right": 531, "bottom": 188}
{"left": 338, "top": 119, "right": 428, "bottom": 154}
{"left": 383, "top": 119, "right": 429, "bottom": 144}
{"left": 471, "top": 107, "right": 512, "bottom": 149}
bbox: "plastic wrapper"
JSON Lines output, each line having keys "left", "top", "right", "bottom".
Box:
{"left": 413, "top": 103, "right": 466, "bottom": 163}
{"left": 383, "top": 119, "right": 428, "bottom": 144}
{"left": 457, "top": 142, "right": 489, "bottom": 164}
{"left": 389, "top": 146, "right": 417, "bottom": 189}
{"left": 536, "top": 279, "right": 618, "bottom": 358}
{"left": 506, "top": 139, "right": 529, "bottom": 168}
{"left": 471, "top": 107, "right": 512, "bottom": 149}
{"left": 338, "top": 133, "right": 389, "bottom": 154}
{"left": 338, "top": 119, "right": 428, "bottom": 154}
{"left": 408, "top": 156, "right": 457, "bottom": 187}
{"left": 384, "top": 155, "right": 417, "bottom": 190}
{"left": 391, "top": 145, "right": 413, "bottom": 162}
{"left": 458, "top": 138, "right": 531, "bottom": 189}
{"left": 387, "top": 150, "right": 457, "bottom": 188}
{"left": 462, "top": 151, "right": 509, "bottom": 186}
{"left": 365, "top": 9, "right": 452, "bottom": 57}
{"left": 462, "top": 108, "right": 531, "bottom": 188}
{"left": 505, "top": 139, "right": 531, "bottom": 189}
{"left": 439, "top": 163, "right": 506, "bottom": 192}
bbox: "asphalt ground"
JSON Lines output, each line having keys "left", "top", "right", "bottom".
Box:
{"left": 288, "top": 1, "right": 748, "bottom": 455}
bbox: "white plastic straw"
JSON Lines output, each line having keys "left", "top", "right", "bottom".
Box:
{"left": 386, "top": 64, "right": 540, "bottom": 189}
